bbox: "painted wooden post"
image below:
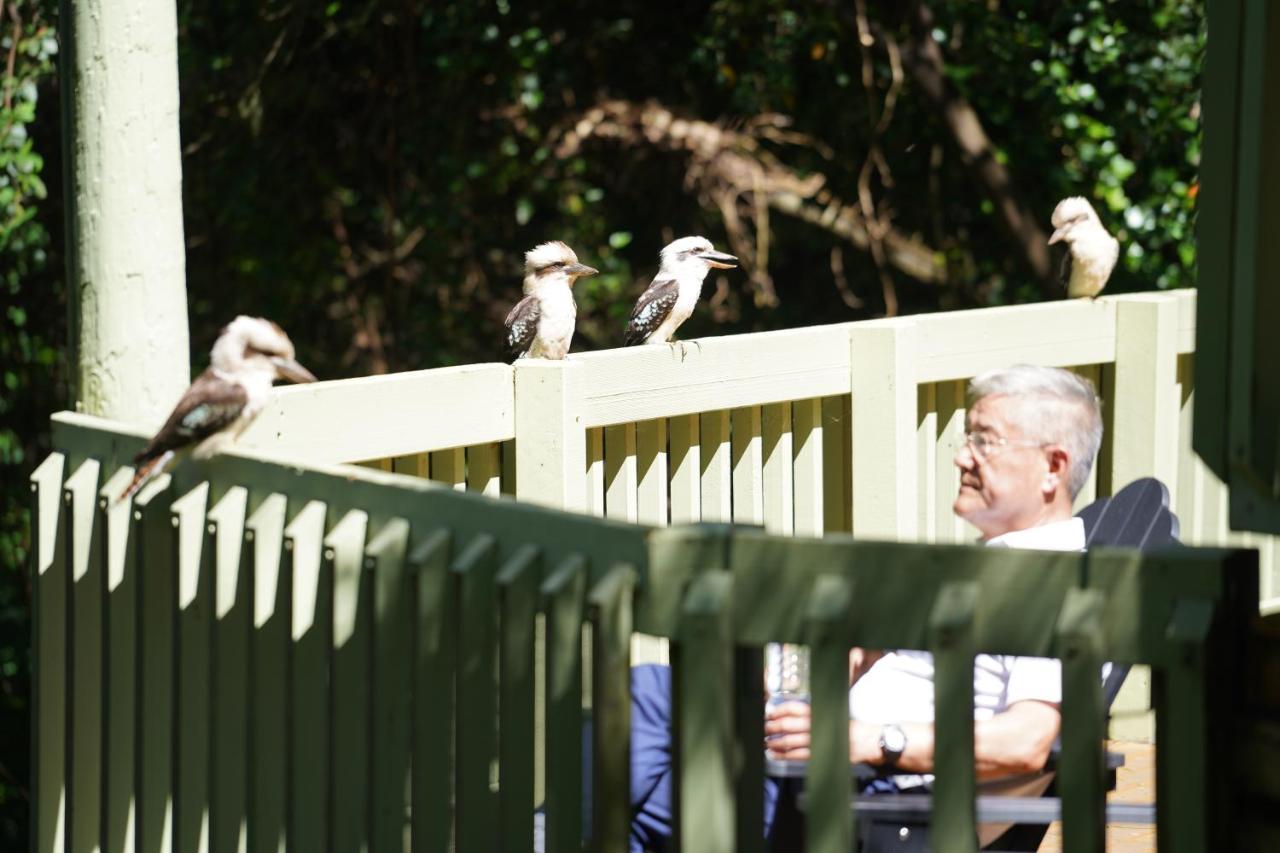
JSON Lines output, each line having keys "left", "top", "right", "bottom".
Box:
{"left": 63, "top": 0, "right": 190, "bottom": 424}
{"left": 1112, "top": 294, "right": 1180, "bottom": 494}
{"left": 515, "top": 361, "right": 588, "bottom": 513}
{"left": 850, "top": 320, "right": 919, "bottom": 540}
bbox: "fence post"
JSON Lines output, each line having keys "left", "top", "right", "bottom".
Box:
{"left": 850, "top": 320, "right": 919, "bottom": 540}
{"left": 1056, "top": 588, "right": 1106, "bottom": 853}
{"left": 806, "top": 575, "right": 854, "bottom": 853}
{"left": 929, "top": 580, "right": 979, "bottom": 852}
{"left": 589, "top": 564, "right": 637, "bottom": 853}
{"left": 515, "top": 361, "right": 588, "bottom": 513}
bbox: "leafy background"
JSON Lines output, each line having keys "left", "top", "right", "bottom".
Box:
{"left": 0, "top": 0, "right": 1203, "bottom": 844}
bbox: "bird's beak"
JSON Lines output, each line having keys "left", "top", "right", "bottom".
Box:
{"left": 1047, "top": 226, "right": 1069, "bottom": 245}
{"left": 566, "top": 263, "right": 598, "bottom": 278}
{"left": 271, "top": 356, "right": 318, "bottom": 384}
{"left": 698, "top": 250, "right": 738, "bottom": 269}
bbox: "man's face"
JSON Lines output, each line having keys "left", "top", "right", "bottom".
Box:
{"left": 953, "top": 394, "right": 1053, "bottom": 539}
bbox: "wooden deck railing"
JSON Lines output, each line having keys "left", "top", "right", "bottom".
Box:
{"left": 30, "top": 414, "right": 1258, "bottom": 852}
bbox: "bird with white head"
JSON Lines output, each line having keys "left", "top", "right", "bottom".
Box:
{"left": 623, "top": 236, "right": 738, "bottom": 346}
{"left": 119, "top": 316, "right": 317, "bottom": 501}
{"left": 1048, "top": 196, "right": 1120, "bottom": 299}
{"left": 505, "top": 240, "right": 598, "bottom": 360}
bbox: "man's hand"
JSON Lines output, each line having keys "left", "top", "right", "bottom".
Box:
{"left": 764, "top": 702, "right": 882, "bottom": 764}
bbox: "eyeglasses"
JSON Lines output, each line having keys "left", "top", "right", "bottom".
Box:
{"left": 964, "top": 431, "right": 1044, "bottom": 457}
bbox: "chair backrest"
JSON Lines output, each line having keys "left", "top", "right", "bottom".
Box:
{"left": 1074, "top": 476, "right": 1182, "bottom": 706}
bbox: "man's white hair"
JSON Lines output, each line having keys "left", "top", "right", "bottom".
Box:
{"left": 968, "top": 364, "right": 1103, "bottom": 498}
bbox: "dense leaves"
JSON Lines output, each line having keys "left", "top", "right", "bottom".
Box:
{"left": 2, "top": 1, "right": 1203, "bottom": 846}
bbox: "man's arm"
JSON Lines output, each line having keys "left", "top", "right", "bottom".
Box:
{"left": 765, "top": 699, "right": 1061, "bottom": 780}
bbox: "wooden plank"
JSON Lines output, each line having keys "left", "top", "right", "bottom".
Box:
{"left": 928, "top": 581, "right": 978, "bottom": 852}
{"left": 514, "top": 360, "right": 588, "bottom": 512}
{"left": 497, "top": 546, "right": 541, "bottom": 853}
{"left": 409, "top": 530, "right": 454, "bottom": 853}
{"left": 453, "top": 535, "right": 499, "bottom": 852}
{"left": 851, "top": 321, "right": 918, "bottom": 540}
{"left": 674, "top": 572, "right": 735, "bottom": 853}
{"left": 287, "top": 501, "right": 330, "bottom": 853}
{"left": 604, "top": 423, "right": 638, "bottom": 523}
{"left": 792, "top": 398, "right": 823, "bottom": 537}
{"left": 1056, "top": 589, "right": 1106, "bottom": 853}
{"left": 238, "top": 363, "right": 515, "bottom": 462}
{"left": 500, "top": 439, "right": 517, "bottom": 496}
{"left": 934, "top": 380, "right": 969, "bottom": 543}
{"left": 430, "top": 447, "right": 467, "bottom": 491}
{"left": 734, "top": 647, "right": 765, "bottom": 853}
{"left": 668, "top": 414, "right": 701, "bottom": 525}
{"left": 732, "top": 407, "right": 764, "bottom": 525}
{"left": 172, "top": 481, "right": 212, "bottom": 853}
{"left": 210, "top": 488, "right": 250, "bottom": 853}
{"left": 368, "top": 519, "right": 412, "bottom": 853}
{"left": 328, "top": 510, "right": 372, "bottom": 853}
{"left": 541, "top": 556, "right": 586, "bottom": 853}
{"left": 585, "top": 427, "right": 605, "bottom": 517}
{"left": 467, "top": 442, "right": 503, "bottom": 497}
{"left": 392, "top": 453, "right": 429, "bottom": 478}
{"left": 1111, "top": 295, "right": 1180, "bottom": 492}
{"left": 636, "top": 419, "right": 669, "bottom": 526}
{"left": 65, "top": 459, "right": 103, "bottom": 853}
{"left": 31, "top": 452, "right": 67, "bottom": 853}
{"left": 917, "top": 385, "right": 938, "bottom": 542}
{"left": 806, "top": 576, "right": 854, "bottom": 853}
{"left": 700, "top": 410, "right": 732, "bottom": 522}
{"left": 246, "top": 494, "right": 289, "bottom": 853}
{"left": 762, "top": 402, "right": 794, "bottom": 535}
{"left": 572, "top": 324, "right": 852, "bottom": 427}
{"left": 1068, "top": 365, "right": 1102, "bottom": 509}
{"left": 822, "top": 396, "right": 851, "bottom": 533}
{"left": 588, "top": 566, "right": 636, "bottom": 853}
{"left": 100, "top": 467, "right": 138, "bottom": 853}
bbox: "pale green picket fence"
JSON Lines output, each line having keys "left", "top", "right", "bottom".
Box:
{"left": 32, "top": 413, "right": 1255, "bottom": 852}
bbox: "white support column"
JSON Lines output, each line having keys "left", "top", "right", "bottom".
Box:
{"left": 514, "top": 361, "right": 588, "bottom": 513}
{"left": 65, "top": 0, "right": 190, "bottom": 424}
{"left": 1111, "top": 295, "right": 1180, "bottom": 494}
{"left": 850, "top": 320, "right": 919, "bottom": 541}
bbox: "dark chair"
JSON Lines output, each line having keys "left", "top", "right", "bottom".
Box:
{"left": 769, "top": 477, "right": 1180, "bottom": 852}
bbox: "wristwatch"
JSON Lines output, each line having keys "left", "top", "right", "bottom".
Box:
{"left": 878, "top": 723, "right": 907, "bottom": 769}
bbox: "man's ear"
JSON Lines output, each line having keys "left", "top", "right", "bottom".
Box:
{"left": 1044, "top": 445, "right": 1071, "bottom": 494}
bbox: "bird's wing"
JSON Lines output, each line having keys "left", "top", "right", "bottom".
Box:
{"left": 133, "top": 370, "right": 249, "bottom": 464}
{"left": 624, "top": 278, "right": 679, "bottom": 345}
{"left": 505, "top": 294, "right": 541, "bottom": 358}
{"left": 1058, "top": 249, "right": 1073, "bottom": 292}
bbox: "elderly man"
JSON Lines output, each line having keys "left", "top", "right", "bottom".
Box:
{"left": 626, "top": 364, "right": 1104, "bottom": 852}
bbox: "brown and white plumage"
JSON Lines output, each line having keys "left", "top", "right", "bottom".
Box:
{"left": 1048, "top": 197, "right": 1120, "bottom": 299}
{"left": 119, "top": 316, "right": 317, "bottom": 501}
{"left": 624, "top": 236, "right": 737, "bottom": 345}
{"left": 504, "top": 241, "right": 597, "bottom": 360}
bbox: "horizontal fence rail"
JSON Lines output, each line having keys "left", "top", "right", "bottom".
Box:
{"left": 31, "top": 416, "right": 1258, "bottom": 852}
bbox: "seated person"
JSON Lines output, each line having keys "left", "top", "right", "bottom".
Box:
{"left": 628, "top": 364, "right": 1104, "bottom": 852}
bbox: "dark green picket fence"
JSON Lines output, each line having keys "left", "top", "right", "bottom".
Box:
{"left": 32, "top": 413, "right": 1256, "bottom": 853}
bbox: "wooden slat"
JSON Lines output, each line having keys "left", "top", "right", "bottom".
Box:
{"left": 792, "top": 398, "right": 823, "bottom": 537}
{"left": 917, "top": 385, "right": 938, "bottom": 542}
{"left": 239, "top": 363, "right": 515, "bottom": 462}
{"left": 734, "top": 646, "right": 765, "bottom": 853}
{"left": 1156, "top": 597, "right": 1214, "bottom": 853}
{"left": 732, "top": 407, "right": 764, "bottom": 525}
{"left": 467, "top": 442, "right": 502, "bottom": 497}
{"left": 287, "top": 500, "right": 330, "bottom": 853}
{"left": 31, "top": 452, "right": 67, "bottom": 853}
{"left": 604, "top": 423, "right": 638, "bottom": 523}
{"left": 586, "top": 427, "right": 605, "bottom": 516}
{"left": 497, "top": 546, "right": 541, "bottom": 853}
{"left": 541, "top": 555, "right": 586, "bottom": 853}
{"left": 430, "top": 447, "right": 467, "bottom": 491}
{"left": 762, "top": 402, "right": 794, "bottom": 535}
{"left": 409, "top": 530, "right": 454, "bottom": 853}
{"left": 453, "top": 535, "right": 499, "bottom": 851}
{"left": 173, "top": 481, "right": 213, "bottom": 853}
{"left": 668, "top": 414, "right": 701, "bottom": 524}
{"left": 1056, "top": 589, "right": 1106, "bottom": 853}
{"left": 806, "top": 575, "right": 854, "bottom": 853}
{"left": 821, "top": 396, "right": 852, "bottom": 534}
{"left": 329, "top": 510, "right": 372, "bottom": 853}
{"left": 851, "top": 320, "right": 918, "bottom": 540}
{"left": 588, "top": 566, "right": 636, "bottom": 853}
{"left": 65, "top": 459, "right": 103, "bottom": 853}
{"left": 246, "top": 494, "right": 289, "bottom": 853}
{"left": 501, "top": 439, "right": 517, "bottom": 496}
{"left": 700, "top": 410, "right": 732, "bottom": 522}
{"left": 392, "top": 453, "right": 429, "bottom": 478}
{"left": 100, "top": 467, "right": 138, "bottom": 853}
{"left": 934, "top": 380, "right": 969, "bottom": 543}
{"left": 136, "top": 476, "right": 176, "bottom": 853}
{"left": 368, "top": 519, "right": 412, "bottom": 853}
{"left": 1069, "top": 365, "right": 1102, "bottom": 509}
{"left": 929, "top": 581, "right": 979, "bottom": 852}
{"left": 636, "top": 419, "right": 669, "bottom": 526}
{"left": 211, "top": 488, "right": 250, "bottom": 853}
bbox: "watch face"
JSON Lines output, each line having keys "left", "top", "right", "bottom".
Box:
{"left": 881, "top": 725, "right": 907, "bottom": 754}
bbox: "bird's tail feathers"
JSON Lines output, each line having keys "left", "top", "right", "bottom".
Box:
{"left": 118, "top": 450, "right": 175, "bottom": 504}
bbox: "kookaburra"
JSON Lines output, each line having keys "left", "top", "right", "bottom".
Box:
{"left": 1048, "top": 196, "right": 1119, "bottom": 299}
{"left": 623, "top": 236, "right": 737, "bottom": 345}
{"left": 120, "top": 316, "right": 317, "bottom": 501}
{"left": 504, "top": 241, "right": 598, "bottom": 360}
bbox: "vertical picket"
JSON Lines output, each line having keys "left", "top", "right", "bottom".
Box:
{"left": 453, "top": 535, "right": 499, "bottom": 851}
{"left": 700, "top": 411, "right": 732, "bottom": 522}
{"left": 669, "top": 414, "right": 701, "bottom": 525}
{"left": 65, "top": 459, "right": 103, "bottom": 853}
{"left": 497, "top": 546, "right": 541, "bottom": 853}
{"left": 136, "top": 476, "right": 176, "bottom": 853}
{"left": 792, "top": 399, "right": 823, "bottom": 537}
{"left": 636, "top": 419, "right": 669, "bottom": 527}
{"left": 762, "top": 402, "right": 794, "bottom": 535}
{"left": 821, "top": 396, "right": 851, "bottom": 533}
{"left": 431, "top": 448, "right": 467, "bottom": 491}
{"left": 917, "top": 385, "right": 938, "bottom": 542}
{"left": 929, "top": 581, "right": 978, "bottom": 852}
{"left": 288, "top": 501, "right": 330, "bottom": 853}
{"left": 541, "top": 556, "right": 586, "bottom": 853}
{"left": 32, "top": 452, "right": 67, "bottom": 853}
{"left": 806, "top": 576, "right": 854, "bottom": 853}
{"left": 172, "top": 481, "right": 212, "bottom": 853}
{"left": 329, "top": 510, "right": 372, "bottom": 853}
{"left": 604, "top": 423, "right": 638, "bottom": 523}
{"left": 589, "top": 566, "right": 636, "bottom": 853}
{"left": 1056, "top": 589, "right": 1106, "bottom": 853}
{"left": 100, "top": 467, "right": 138, "bottom": 853}
{"left": 210, "top": 488, "right": 250, "bottom": 853}
{"left": 467, "top": 443, "right": 503, "bottom": 497}
{"left": 368, "top": 519, "right": 412, "bottom": 853}
{"left": 410, "top": 530, "right": 455, "bottom": 853}
{"left": 934, "top": 380, "right": 969, "bottom": 544}
{"left": 732, "top": 407, "right": 764, "bottom": 525}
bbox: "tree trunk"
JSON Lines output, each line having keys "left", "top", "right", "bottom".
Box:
{"left": 62, "top": 0, "right": 190, "bottom": 425}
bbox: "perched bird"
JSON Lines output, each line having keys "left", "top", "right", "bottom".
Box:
{"left": 623, "top": 236, "right": 737, "bottom": 345}
{"left": 1048, "top": 197, "right": 1120, "bottom": 299}
{"left": 504, "top": 241, "right": 598, "bottom": 360}
{"left": 119, "top": 316, "right": 317, "bottom": 501}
